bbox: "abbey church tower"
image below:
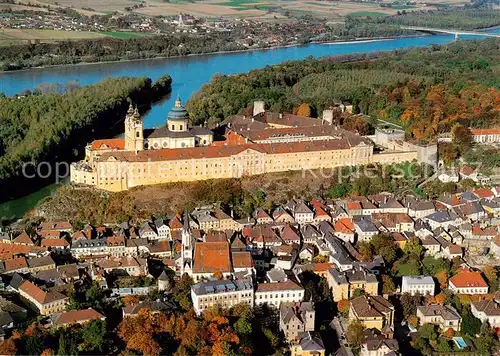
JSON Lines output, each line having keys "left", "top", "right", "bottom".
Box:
{"left": 124, "top": 104, "right": 144, "bottom": 152}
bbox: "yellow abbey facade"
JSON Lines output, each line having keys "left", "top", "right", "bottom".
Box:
{"left": 70, "top": 100, "right": 418, "bottom": 192}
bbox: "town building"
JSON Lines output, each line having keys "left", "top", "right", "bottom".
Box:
{"left": 401, "top": 276, "right": 435, "bottom": 296}
{"left": 290, "top": 331, "right": 325, "bottom": 356}
{"left": 51, "top": 308, "right": 105, "bottom": 327}
{"left": 448, "top": 269, "right": 489, "bottom": 295}
{"left": 349, "top": 296, "right": 394, "bottom": 331}
{"left": 416, "top": 304, "right": 461, "bottom": 331}
{"left": 18, "top": 280, "right": 68, "bottom": 315}
{"left": 71, "top": 101, "right": 421, "bottom": 192}
{"left": 471, "top": 300, "right": 500, "bottom": 327}
{"left": 360, "top": 337, "right": 399, "bottom": 356}
{"left": 279, "top": 301, "right": 315, "bottom": 341}
{"left": 191, "top": 279, "right": 254, "bottom": 315}
{"left": 326, "top": 266, "right": 379, "bottom": 302}
{"left": 470, "top": 128, "right": 500, "bottom": 144}
{"left": 255, "top": 280, "right": 305, "bottom": 308}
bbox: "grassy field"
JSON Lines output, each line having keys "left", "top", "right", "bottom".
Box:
{"left": 26, "top": 0, "right": 460, "bottom": 19}
{"left": 102, "top": 31, "right": 150, "bottom": 39}
{"left": 348, "top": 11, "right": 390, "bottom": 17}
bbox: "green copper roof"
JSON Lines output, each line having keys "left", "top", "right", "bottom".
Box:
{"left": 167, "top": 97, "right": 189, "bottom": 121}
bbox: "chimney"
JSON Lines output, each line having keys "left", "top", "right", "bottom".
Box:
{"left": 253, "top": 101, "right": 265, "bottom": 116}
{"left": 322, "top": 110, "right": 334, "bottom": 125}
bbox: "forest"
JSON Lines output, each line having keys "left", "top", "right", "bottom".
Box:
{"left": 186, "top": 38, "right": 500, "bottom": 143}
{"left": 0, "top": 75, "right": 172, "bottom": 202}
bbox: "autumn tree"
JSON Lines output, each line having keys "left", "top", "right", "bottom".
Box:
{"left": 407, "top": 315, "right": 419, "bottom": 328}
{"left": 482, "top": 265, "right": 498, "bottom": 292}
{"left": 337, "top": 299, "right": 350, "bottom": 317}
{"left": 295, "top": 103, "right": 312, "bottom": 117}
{"left": 123, "top": 294, "right": 141, "bottom": 306}
{"left": 382, "top": 275, "right": 396, "bottom": 294}
{"left": 451, "top": 124, "right": 473, "bottom": 153}
{"left": 0, "top": 338, "right": 17, "bottom": 355}
{"left": 347, "top": 319, "right": 365, "bottom": 349}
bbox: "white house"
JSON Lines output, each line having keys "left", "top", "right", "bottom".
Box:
{"left": 401, "top": 276, "right": 435, "bottom": 296}
{"left": 255, "top": 280, "right": 305, "bottom": 308}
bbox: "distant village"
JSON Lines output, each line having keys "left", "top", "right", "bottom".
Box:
{"left": 1, "top": 183, "right": 500, "bottom": 353}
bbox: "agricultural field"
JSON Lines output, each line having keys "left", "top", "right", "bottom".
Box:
{"left": 31, "top": 0, "right": 460, "bottom": 19}
{"left": 0, "top": 29, "right": 145, "bottom": 46}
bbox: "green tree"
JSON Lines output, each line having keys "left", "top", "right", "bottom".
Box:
{"left": 82, "top": 319, "right": 106, "bottom": 352}
{"left": 419, "top": 324, "right": 438, "bottom": 341}
{"left": 462, "top": 309, "right": 482, "bottom": 336}
{"left": 403, "top": 237, "right": 423, "bottom": 258}
{"left": 382, "top": 275, "right": 396, "bottom": 294}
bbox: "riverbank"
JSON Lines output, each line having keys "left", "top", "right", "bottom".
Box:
{"left": 0, "top": 34, "right": 424, "bottom": 75}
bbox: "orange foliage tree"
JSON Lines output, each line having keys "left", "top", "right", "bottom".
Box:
{"left": 122, "top": 294, "right": 141, "bottom": 306}
{"left": 434, "top": 270, "right": 448, "bottom": 289}
{"left": 295, "top": 103, "right": 312, "bottom": 117}
{"left": 407, "top": 315, "right": 419, "bottom": 328}
{"left": 337, "top": 299, "right": 350, "bottom": 317}
{"left": 0, "top": 339, "right": 17, "bottom": 355}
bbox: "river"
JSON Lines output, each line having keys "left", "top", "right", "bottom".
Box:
{"left": 0, "top": 30, "right": 498, "bottom": 219}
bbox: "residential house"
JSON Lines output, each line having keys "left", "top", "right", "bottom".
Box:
{"left": 416, "top": 304, "right": 461, "bottom": 331}
{"left": 293, "top": 201, "right": 315, "bottom": 224}
{"left": 334, "top": 218, "right": 355, "bottom": 243}
{"left": 41, "top": 238, "right": 70, "bottom": 254}
{"left": 18, "top": 280, "right": 68, "bottom": 315}
{"left": 401, "top": 276, "right": 435, "bottom": 296}
{"left": 420, "top": 236, "right": 441, "bottom": 256}
{"left": 255, "top": 280, "right": 305, "bottom": 308}
{"left": 27, "top": 256, "right": 56, "bottom": 274}
{"left": 379, "top": 198, "right": 406, "bottom": 214}
{"left": 349, "top": 296, "right": 394, "bottom": 331}
{"left": 471, "top": 299, "right": 500, "bottom": 328}
{"left": 51, "top": 308, "right": 105, "bottom": 327}
{"left": 279, "top": 301, "right": 315, "bottom": 341}
{"left": 281, "top": 225, "right": 301, "bottom": 245}
{"left": 191, "top": 279, "right": 254, "bottom": 315}
{"left": 96, "top": 256, "right": 148, "bottom": 277}
{"left": 326, "top": 266, "right": 379, "bottom": 302}
{"left": 290, "top": 332, "right": 326, "bottom": 356}
{"left": 449, "top": 268, "right": 488, "bottom": 295}
{"left": 122, "top": 300, "right": 175, "bottom": 317}
{"left": 273, "top": 207, "right": 295, "bottom": 224}
{"left": 71, "top": 238, "right": 108, "bottom": 259}
{"left": 3, "top": 257, "right": 29, "bottom": 274}
{"left": 360, "top": 337, "right": 399, "bottom": 356}
{"left": 254, "top": 208, "right": 273, "bottom": 225}
{"left": 154, "top": 219, "right": 172, "bottom": 240}
{"left": 354, "top": 217, "right": 379, "bottom": 242}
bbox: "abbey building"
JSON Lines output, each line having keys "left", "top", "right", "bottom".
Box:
{"left": 70, "top": 98, "right": 421, "bottom": 192}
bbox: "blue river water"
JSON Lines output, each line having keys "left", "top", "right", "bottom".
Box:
{"left": 0, "top": 30, "right": 498, "bottom": 218}
{"left": 0, "top": 30, "right": 497, "bottom": 129}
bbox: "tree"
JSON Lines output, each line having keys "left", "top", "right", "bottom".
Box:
{"left": 482, "top": 265, "right": 498, "bottom": 292}
{"left": 337, "top": 299, "right": 350, "bottom": 317}
{"left": 295, "top": 103, "right": 312, "bottom": 117}
{"left": 346, "top": 319, "right": 365, "bottom": 348}
{"left": 434, "top": 270, "right": 449, "bottom": 289}
{"left": 451, "top": 124, "right": 473, "bottom": 153}
{"left": 351, "top": 289, "right": 366, "bottom": 299}
{"left": 419, "top": 324, "right": 438, "bottom": 341}
{"left": 41, "top": 349, "right": 54, "bottom": 356}
{"left": 407, "top": 315, "right": 419, "bottom": 328}
{"left": 436, "top": 339, "right": 452, "bottom": 352}
{"left": 404, "top": 237, "right": 423, "bottom": 258}
{"left": 123, "top": 294, "right": 141, "bottom": 306}
{"left": 400, "top": 294, "right": 422, "bottom": 318}
{"left": 82, "top": 319, "right": 106, "bottom": 352}
{"left": 475, "top": 322, "right": 496, "bottom": 354}
{"left": 327, "top": 183, "right": 349, "bottom": 198}
{"left": 0, "top": 339, "right": 17, "bottom": 355}
{"left": 356, "top": 241, "right": 373, "bottom": 262}
{"left": 461, "top": 309, "right": 482, "bottom": 336}
{"left": 57, "top": 332, "right": 68, "bottom": 356}
{"left": 382, "top": 275, "right": 396, "bottom": 294}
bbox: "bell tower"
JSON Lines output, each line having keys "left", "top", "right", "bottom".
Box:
{"left": 124, "top": 103, "right": 144, "bottom": 152}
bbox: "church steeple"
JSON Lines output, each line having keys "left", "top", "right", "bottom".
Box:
{"left": 124, "top": 103, "right": 144, "bottom": 152}
{"left": 167, "top": 96, "right": 189, "bottom": 133}
{"left": 180, "top": 211, "right": 193, "bottom": 276}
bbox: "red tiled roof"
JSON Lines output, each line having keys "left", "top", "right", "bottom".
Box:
{"left": 39, "top": 221, "right": 73, "bottom": 231}
{"left": 334, "top": 218, "right": 354, "bottom": 233}
{"left": 53, "top": 308, "right": 105, "bottom": 326}
{"left": 347, "top": 202, "right": 362, "bottom": 210}
{"left": 13, "top": 232, "right": 34, "bottom": 245}
{"left": 90, "top": 138, "right": 125, "bottom": 150}
{"left": 313, "top": 262, "right": 333, "bottom": 272}
{"left": 4, "top": 257, "right": 27, "bottom": 272}
{"left": 41, "top": 238, "right": 70, "bottom": 248}
{"left": 99, "top": 138, "right": 356, "bottom": 163}
{"left": 231, "top": 251, "right": 254, "bottom": 268}
{"left": 449, "top": 270, "right": 488, "bottom": 288}
{"left": 473, "top": 188, "right": 494, "bottom": 199}
{"left": 470, "top": 128, "right": 500, "bottom": 136}
{"left": 169, "top": 218, "right": 183, "bottom": 230}
{"left": 193, "top": 242, "right": 232, "bottom": 274}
